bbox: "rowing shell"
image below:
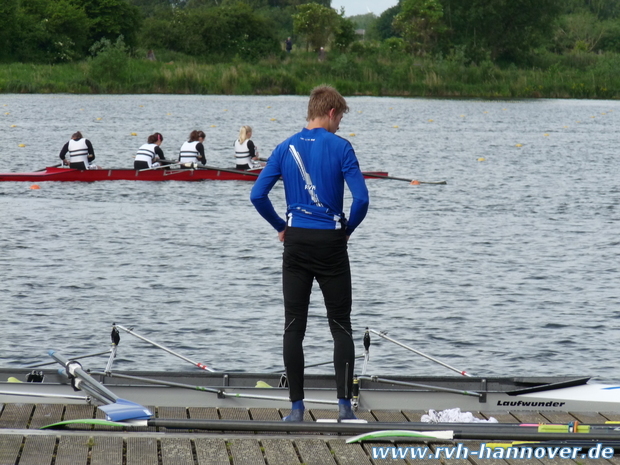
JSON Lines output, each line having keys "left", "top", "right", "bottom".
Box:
{"left": 0, "top": 166, "right": 389, "bottom": 182}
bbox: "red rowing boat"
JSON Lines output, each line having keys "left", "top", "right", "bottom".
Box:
{"left": 0, "top": 166, "right": 388, "bottom": 182}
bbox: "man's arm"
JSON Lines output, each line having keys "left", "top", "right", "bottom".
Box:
{"left": 250, "top": 159, "right": 287, "bottom": 233}
{"left": 342, "top": 149, "right": 369, "bottom": 236}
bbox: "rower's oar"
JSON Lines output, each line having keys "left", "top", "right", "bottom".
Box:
{"left": 92, "top": 371, "right": 338, "bottom": 405}
{"left": 48, "top": 350, "right": 152, "bottom": 422}
{"left": 115, "top": 324, "right": 216, "bottom": 372}
{"left": 200, "top": 165, "right": 261, "bottom": 177}
{"left": 368, "top": 329, "right": 472, "bottom": 377}
{"left": 34, "top": 163, "right": 62, "bottom": 172}
{"left": 363, "top": 172, "right": 447, "bottom": 185}
{"left": 139, "top": 162, "right": 196, "bottom": 171}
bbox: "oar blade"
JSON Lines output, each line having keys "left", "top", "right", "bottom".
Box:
{"left": 99, "top": 398, "right": 153, "bottom": 422}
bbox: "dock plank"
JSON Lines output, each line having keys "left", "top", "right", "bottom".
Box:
{"left": 229, "top": 438, "right": 266, "bottom": 465}
{"left": 54, "top": 435, "right": 90, "bottom": 465}
{"left": 90, "top": 436, "right": 123, "bottom": 465}
{"left": 295, "top": 438, "right": 337, "bottom": 465}
{"left": 261, "top": 438, "right": 301, "bottom": 465}
{"left": 194, "top": 438, "right": 230, "bottom": 465}
{"left": 126, "top": 437, "right": 159, "bottom": 465}
{"left": 509, "top": 410, "right": 550, "bottom": 424}
{"left": 63, "top": 404, "right": 96, "bottom": 431}
{"left": 570, "top": 412, "right": 609, "bottom": 424}
{"left": 158, "top": 406, "right": 189, "bottom": 432}
{"left": 18, "top": 435, "right": 56, "bottom": 465}
{"left": 371, "top": 410, "right": 408, "bottom": 422}
{"left": 0, "top": 403, "right": 34, "bottom": 429}
{"left": 328, "top": 439, "right": 373, "bottom": 465}
{"left": 161, "top": 437, "right": 194, "bottom": 465}
{"left": 0, "top": 435, "right": 23, "bottom": 465}
{"left": 29, "top": 403, "right": 64, "bottom": 429}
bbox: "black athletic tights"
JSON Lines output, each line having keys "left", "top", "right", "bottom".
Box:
{"left": 282, "top": 227, "right": 355, "bottom": 402}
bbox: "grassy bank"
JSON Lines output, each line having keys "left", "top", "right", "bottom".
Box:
{"left": 1, "top": 51, "right": 619, "bottom": 99}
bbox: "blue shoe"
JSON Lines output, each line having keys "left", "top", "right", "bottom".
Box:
{"left": 338, "top": 403, "right": 357, "bottom": 421}
{"left": 283, "top": 408, "right": 305, "bottom": 422}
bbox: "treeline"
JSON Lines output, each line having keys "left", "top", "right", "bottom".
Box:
{"left": 3, "top": 0, "right": 620, "bottom": 66}
{"left": 355, "top": 0, "right": 620, "bottom": 65}
{"left": 1, "top": 0, "right": 620, "bottom": 98}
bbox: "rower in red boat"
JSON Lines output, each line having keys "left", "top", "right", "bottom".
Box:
{"left": 234, "top": 125, "right": 261, "bottom": 170}
{"left": 59, "top": 131, "right": 96, "bottom": 170}
{"left": 134, "top": 133, "right": 166, "bottom": 170}
{"left": 178, "top": 130, "right": 207, "bottom": 166}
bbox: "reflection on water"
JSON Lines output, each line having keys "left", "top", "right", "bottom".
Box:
{"left": 0, "top": 95, "right": 619, "bottom": 382}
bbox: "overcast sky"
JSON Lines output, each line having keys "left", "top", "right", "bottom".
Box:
{"left": 332, "top": 0, "right": 399, "bottom": 17}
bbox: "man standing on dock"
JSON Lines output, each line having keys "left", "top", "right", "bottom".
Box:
{"left": 250, "top": 85, "right": 369, "bottom": 422}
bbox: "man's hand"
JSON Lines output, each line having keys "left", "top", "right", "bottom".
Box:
{"left": 278, "top": 230, "right": 286, "bottom": 242}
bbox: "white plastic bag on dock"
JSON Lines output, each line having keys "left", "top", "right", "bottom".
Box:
{"left": 421, "top": 408, "right": 497, "bottom": 423}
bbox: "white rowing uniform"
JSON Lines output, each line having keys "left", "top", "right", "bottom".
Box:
{"left": 179, "top": 141, "right": 201, "bottom": 164}
{"left": 68, "top": 138, "right": 90, "bottom": 168}
{"left": 234, "top": 139, "right": 253, "bottom": 167}
{"left": 135, "top": 143, "right": 159, "bottom": 168}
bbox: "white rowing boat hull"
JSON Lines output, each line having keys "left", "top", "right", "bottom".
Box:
{"left": 1, "top": 370, "right": 618, "bottom": 413}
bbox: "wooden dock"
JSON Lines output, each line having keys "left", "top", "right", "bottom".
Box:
{"left": 1, "top": 403, "right": 619, "bottom": 464}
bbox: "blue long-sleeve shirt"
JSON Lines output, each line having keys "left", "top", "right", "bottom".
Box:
{"left": 250, "top": 127, "right": 369, "bottom": 236}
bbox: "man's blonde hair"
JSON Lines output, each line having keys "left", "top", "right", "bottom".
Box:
{"left": 306, "top": 85, "right": 349, "bottom": 121}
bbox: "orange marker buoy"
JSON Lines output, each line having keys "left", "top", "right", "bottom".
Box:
{"left": 410, "top": 180, "right": 420, "bottom": 185}
{"left": 30, "top": 184, "right": 40, "bottom": 190}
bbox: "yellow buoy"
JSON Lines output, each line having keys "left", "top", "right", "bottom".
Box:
{"left": 349, "top": 133, "right": 356, "bottom": 137}
{"left": 393, "top": 125, "right": 399, "bottom": 128}
{"left": 4, "top": 112, "right": 9, "bottom": 115}
{"left": 96, "top": 117, "right": 102, "bottom": 121}
{"left": 543, "top": 133, "right": 549, "bottom": 136}
{"left": 267, "top": 106, "right": 271, "bottom": 109}
{"left": 515, "top": 144, "right": 523, "bottom": 147}
{"left": 210, "top": 124, "right": 216, "bottom": 128}
{"left": 270, "top": 118, "right": 277, "bottom": 121}
{"left": 139, "top": 105, "right": 144, "bottom": 108}
{"left": 167, "top": 113, "right": 172, "bottom": 116}
{"left": 428, "top": 119, "right": 434, "bottom": 122}
{"left": 130, "top": 132, "right": 137, "bottom": 136}
{"left": 477, "top": 157, "right": 486, "bottom": 162}
{"left": 10, "top": 124, "right": 16, "bottom": 128}
{"left": 18, "top": 143, "right": 25, "bottom": 147}
{"left": 460, "top": 115, "right": 466, "bottom": 117}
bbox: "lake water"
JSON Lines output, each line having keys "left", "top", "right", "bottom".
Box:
{"left": 1, "top": 94, "right": 619, "bottom": 383}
